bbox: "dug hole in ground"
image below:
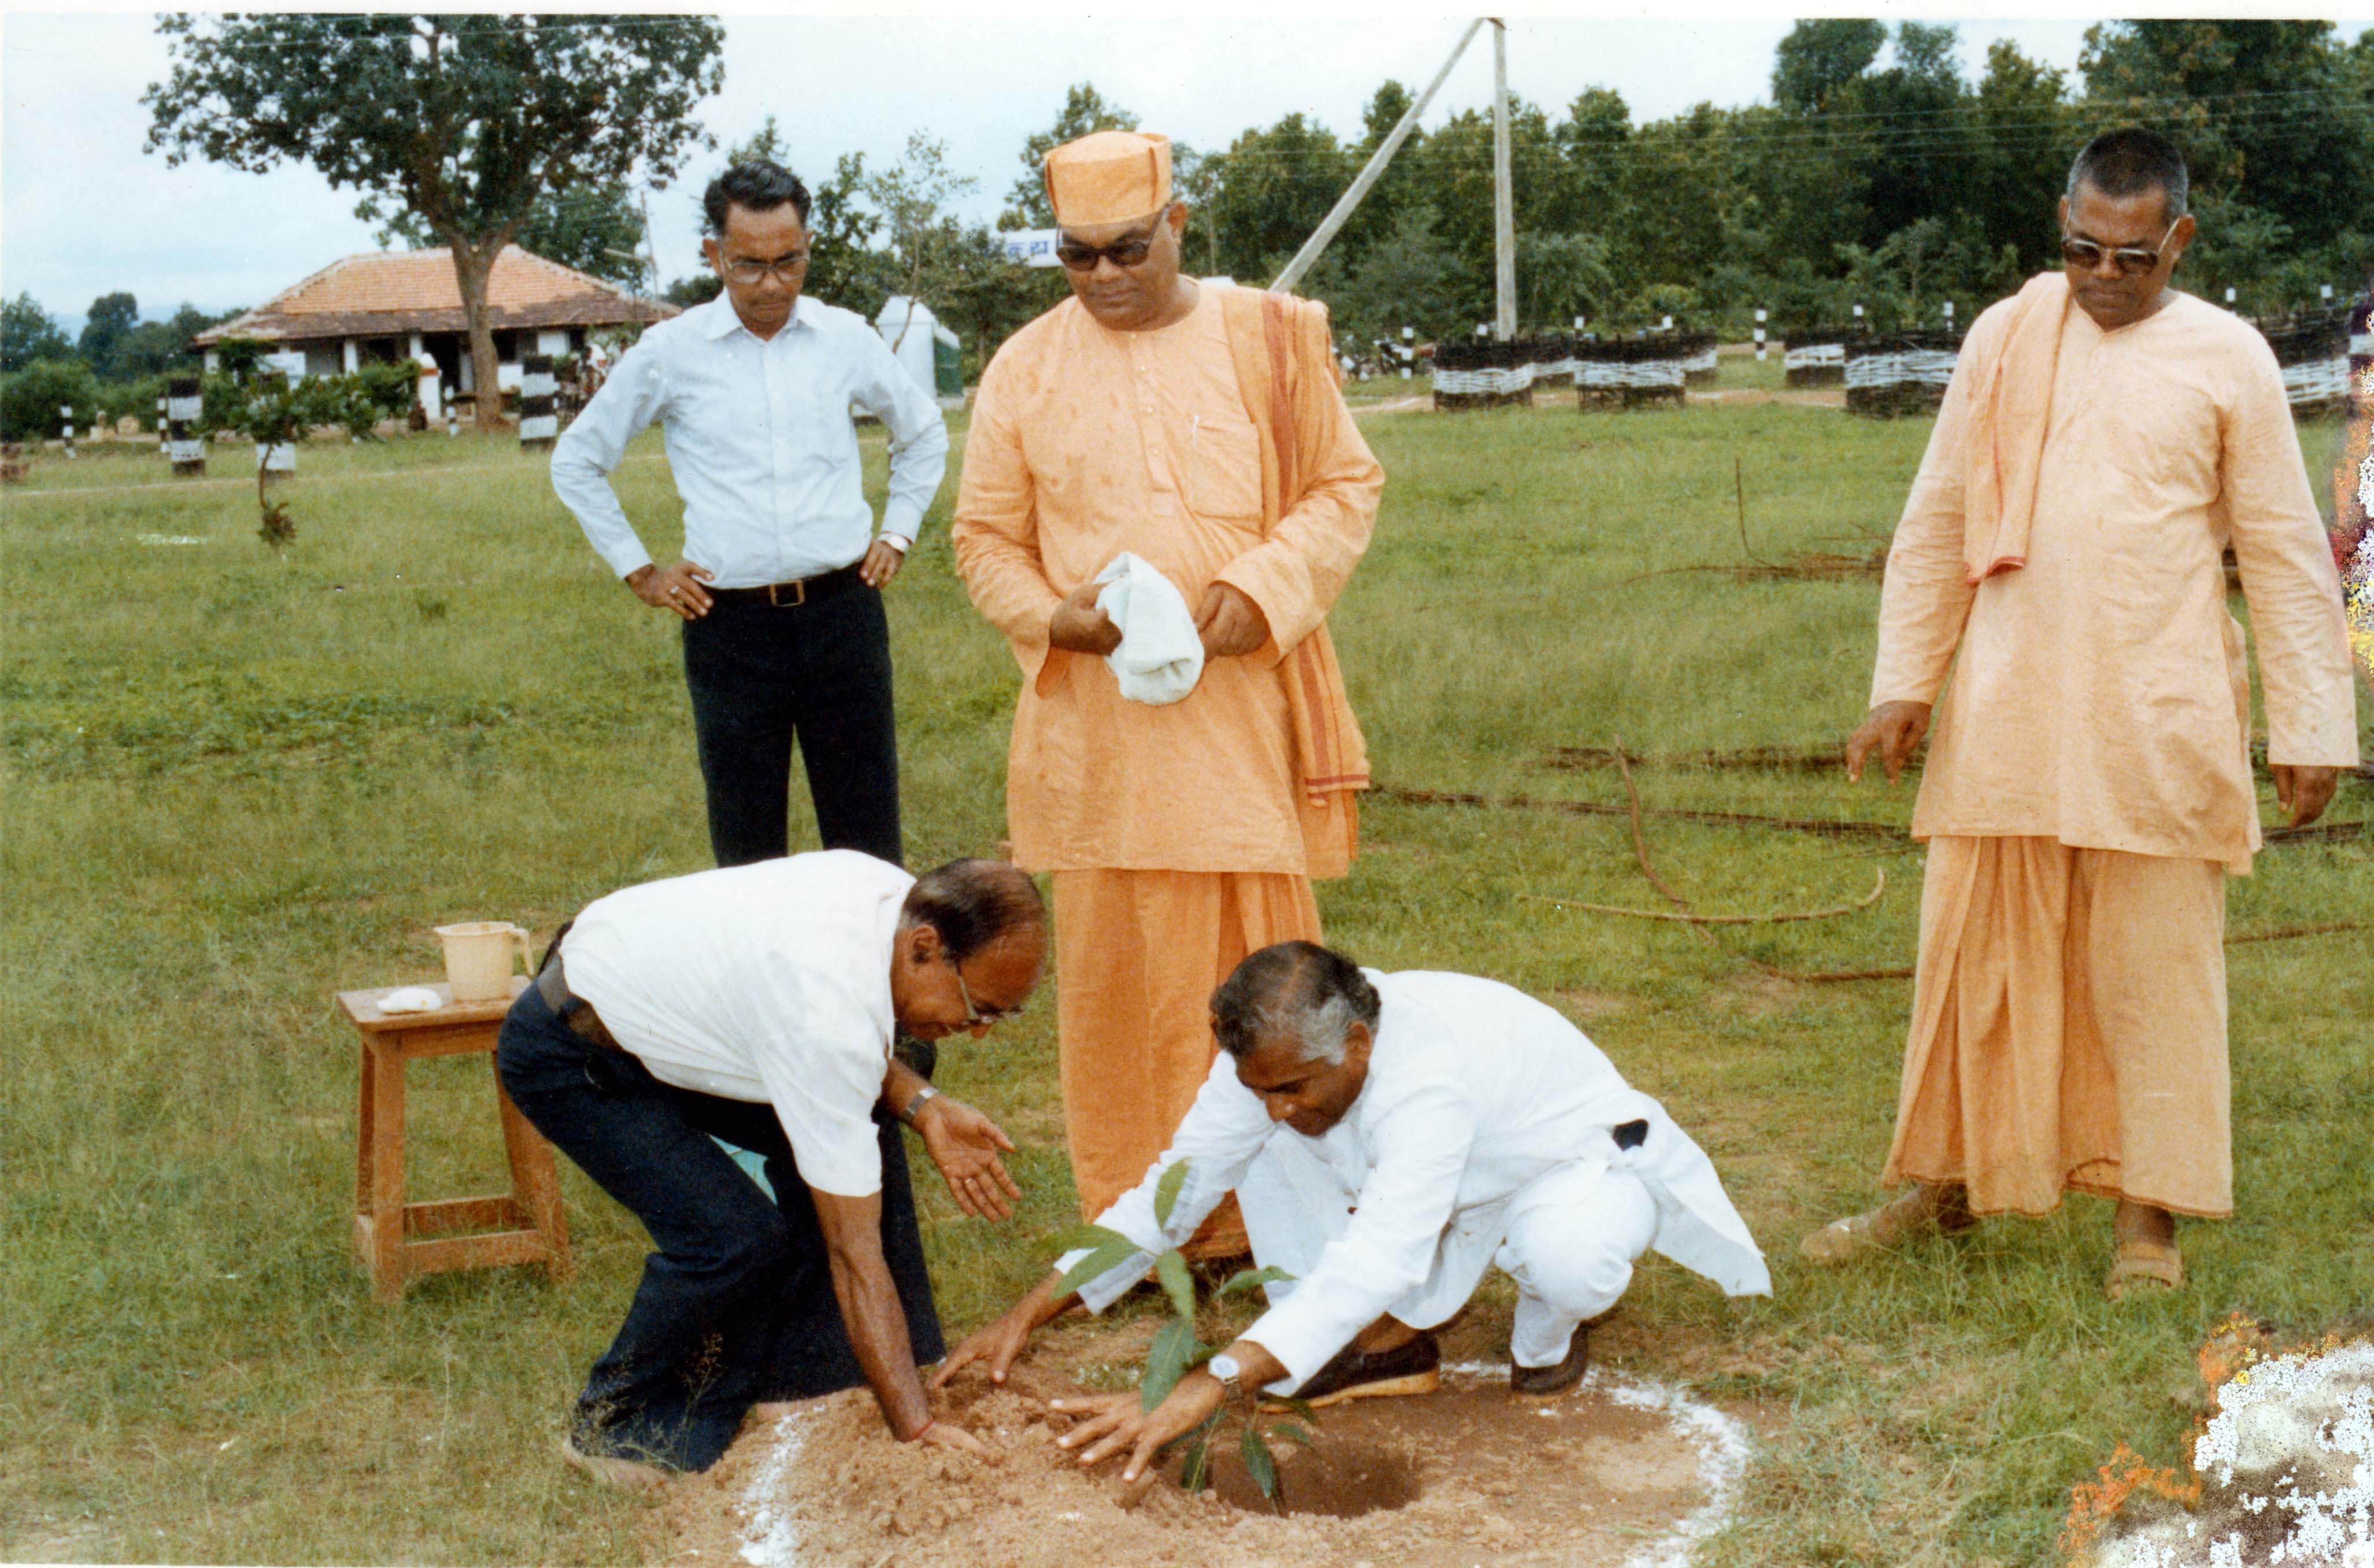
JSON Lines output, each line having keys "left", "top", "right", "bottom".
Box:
{"left": 659, "top": 1308, "right": 1775, "bottom": 1568}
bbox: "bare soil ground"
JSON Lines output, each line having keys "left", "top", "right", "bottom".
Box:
{"left": 660, "top": 1313, "right": 1767, "bottom": 1568}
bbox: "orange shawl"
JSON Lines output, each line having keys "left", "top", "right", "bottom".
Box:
{"left": 1219, "top": 286, "right": 1370, "bottom": 877}
{"left": 1961, "top": 272, "right": 2073, "bottom": 583}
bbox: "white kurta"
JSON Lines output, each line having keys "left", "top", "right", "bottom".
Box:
{"left": 1063, "top": 971, "right": 1770, "bottom": 1385}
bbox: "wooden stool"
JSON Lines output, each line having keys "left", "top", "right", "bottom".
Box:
{"left": 337, "top": 978, "right": 573, "bottom": 1301}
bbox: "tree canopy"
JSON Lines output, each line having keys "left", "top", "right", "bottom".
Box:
{"left": 144, "top": 13, "right": 722, "bottom": 426}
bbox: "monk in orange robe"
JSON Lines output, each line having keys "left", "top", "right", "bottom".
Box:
{"left": 951, "top": 131, "right": 1382, "bottom": 1258}
{"left": 1805, "top": 130, "right": 2360, "bottom": 1298}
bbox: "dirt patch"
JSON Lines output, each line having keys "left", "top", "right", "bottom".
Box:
{"left": 1704, "top": 971, "right": 1802, "bottom": 1018}
{"left": 664, "top": 1340, "right": 1760, "bottom": 1568}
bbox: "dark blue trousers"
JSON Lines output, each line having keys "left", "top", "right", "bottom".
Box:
{"left": 681, "top": 583, "right": 902, "bottom": 868}
{"left": 495, "top": 980, "right": 943, "bottom": 1471}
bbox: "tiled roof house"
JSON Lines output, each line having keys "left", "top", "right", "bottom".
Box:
{"left": 194, "top": 245, "right": 674, "bottom": 401}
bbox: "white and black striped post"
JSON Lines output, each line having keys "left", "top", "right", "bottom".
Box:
{"left": 2225, "top": 286, "right": 2238, "bottom": 308}
{"left": 1853, "top": 303, "right": 1866, "bottom": 333}
{"left": 2320, "top": 284, "right": 2334, "bottom": 306}
{"left": 167, "top": 376, "right": 205, "bottom": 478}
{"left": 157, "top": 393, "right": 170, "bottom": 461}
{"left": 445, "top": 385, "right": 459, "bottom": 438}
{"left": 1754, "top": 308, "right": 1768, "bottom": 362}
{"left": 1400, "top": 326, "right": 1414, "bottom": 380}
{"left": 1943, "top": 299, "right": 1955, "bottom": 330}
{"left": 519, "top": 353, "right": 558, "bottom": 452}
{"left": 61, "top": 405, "right": 76, "bottom": 460}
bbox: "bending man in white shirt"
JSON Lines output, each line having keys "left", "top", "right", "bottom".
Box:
{"left": 551, "top": 158, "right": 949, "bottom": 868}
{"left": 933, "top": 941, "right": 1772, "bottom": 1480}
{"left": 498, "top": 853, "right": 1041, "bottom": 1486}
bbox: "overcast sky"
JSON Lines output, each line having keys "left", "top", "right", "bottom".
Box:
{"left": 2, "top": 6, "right": 2365, "bottom": 334}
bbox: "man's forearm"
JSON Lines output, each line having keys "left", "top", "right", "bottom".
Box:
{"left": 826, "top": 1245, "right": 933, "bottom": 1439}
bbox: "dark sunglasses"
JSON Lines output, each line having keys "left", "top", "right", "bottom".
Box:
{"left": 2059, "top": 220, "right": 2179, "bottom": 278}
{"left": 1055, "top": 223, "right": 1162, "bottom": 272}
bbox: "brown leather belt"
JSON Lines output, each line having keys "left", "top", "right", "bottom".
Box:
{"left": 704, "top": 561, "right": 865, "bottom": 608}
{"left": 534, "top": 951, "right": 624, "bottom": 1053}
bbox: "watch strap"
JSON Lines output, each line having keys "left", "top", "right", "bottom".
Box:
{"left": 901, "top": 1083, "right": 941, "bottom": 1125}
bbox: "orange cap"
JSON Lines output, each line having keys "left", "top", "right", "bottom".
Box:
{"left": 1044, "top": 131, "right": 1173, "bottom": 228}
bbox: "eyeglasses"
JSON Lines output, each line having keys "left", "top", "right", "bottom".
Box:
{"left": 2059, "top": 220, "right": 2179, "bottom": 278}
{"left": 719, "top": 250, "right": 809, "bottom": 286}
{"left": 1055, "top": 223, "right": 1162, "bottom": 272}
{"left": 947, "top": 956, "right": 1023, "bottom": 1028}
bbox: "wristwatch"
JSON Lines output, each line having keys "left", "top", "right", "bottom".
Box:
{"left": 900, "top": 1084, "right": 941, "bottom": 1126}
{"left": 1207, "top": 1352, "right": 1243, "bottom": 1397}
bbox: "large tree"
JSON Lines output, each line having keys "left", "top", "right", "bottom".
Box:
{"left": 372, "top": 180, "right": 652, "bottom": 292}
{"left": 2079, "top": 20, "right": 2374, "bottom": 258}
{"left": 79, "top": 293, "right": 141, "bottom": 378}
{"left": 1, "top": 294, "right": 75, "bottom": 373}
{"left": 144, "top": 13, "right": 722, "bottom": 429}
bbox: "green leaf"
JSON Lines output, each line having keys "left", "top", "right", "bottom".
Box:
{"left": 1181, "top": 1431, "right": 1211, "bottom": 1493}
{"left": 1240, "top": 1425, "right": 1280, "bottom": 1500}
{"left": 1041, "top": 1221, "right": 1134, "bottom": 1258}
{"left": 1153, "top": 1249, "right": 1197, "bottom": 1322}
{"left": 1152, "top": 1160, "right": 1191, "bottom": 1229}
{"left": 1268, "top": 1420, "right": 1318, "bottom": 1448}
{"left": 1270, "top": 1395, "right": 1321, "bottom": 1425}
{"left": 1051, "top": 1237, "right": 1142, "bottom": 1299}
{"left": 1212, "top": 1264, "right": 1296, "bottom": 1297}
{"left": 1141, "top": 1318, "right": 1198, "bottom": 1411}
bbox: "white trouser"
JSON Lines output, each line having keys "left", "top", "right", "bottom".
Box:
{"left": 1236, "top": 1141, "right": 1663, "bottom": 1372}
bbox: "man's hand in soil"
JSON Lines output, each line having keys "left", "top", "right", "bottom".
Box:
{"left": 1845, "top": 700, "right": 1931, "bottom": 784}
{"left": 930, "top": 1272, "right": 1075, "bottom": 1390}
{"left": 912, "top": 1095, "right": 1022, "bottom": 1220}
{"left": 626, "top": 560, "right": 715, "bottom": 621}
{"left": 914, "top": 1419, "right": 1000, "bottom": 1464}
{"left": 1051, "top": 1340, "right": 1287, "bottom": 1482}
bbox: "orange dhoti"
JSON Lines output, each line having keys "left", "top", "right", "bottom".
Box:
{"left": 1052, "top": 869, "right": 1322, "bottom": 1256}
{"left": 1883, "top": 835, "right": 2231, "bottom": 1219}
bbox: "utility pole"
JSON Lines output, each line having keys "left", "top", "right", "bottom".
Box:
{"left": 1492, "top": 19, "right": 1516, "bottom": 341}
{"left": 1270, "top": 20, "right": 1486, "bottom": 294}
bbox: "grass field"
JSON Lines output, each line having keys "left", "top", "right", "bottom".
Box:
{"left": 3, "top": 392, "right": 2366, "bottom": 1567}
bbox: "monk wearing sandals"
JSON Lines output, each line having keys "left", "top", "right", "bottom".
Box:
{"left": 1806, "top": 129, "right": 2359, "bottom": 1299}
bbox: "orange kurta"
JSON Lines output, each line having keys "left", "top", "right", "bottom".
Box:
{"left": 1871, "top": 289, "right": 2361, "bottom": 1216}
{"left": 1874, "top": 290, "right": 2361, "bottom": 871}
{"left": 952, "top": 284, "right": 1382, "bottom": 1244}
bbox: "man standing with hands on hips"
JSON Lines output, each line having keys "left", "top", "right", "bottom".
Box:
{"left": 553, "top": 158, "right": 949, "bottom": 868}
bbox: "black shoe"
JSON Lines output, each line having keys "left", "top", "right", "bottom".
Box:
{"left": 1510, "top": 1323, "right": 1592, "bottom": 1397}
{"left": 1268, "top": 1331, "right": 1440, "bottom": 1410}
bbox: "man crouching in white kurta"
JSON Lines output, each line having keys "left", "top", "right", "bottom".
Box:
{"left": 931, "top": 941, "right": 1770, "bottom": 1481}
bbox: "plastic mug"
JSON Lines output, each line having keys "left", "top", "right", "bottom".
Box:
{"left": 435, "top": 920, "right": 534, "bottom": 1003}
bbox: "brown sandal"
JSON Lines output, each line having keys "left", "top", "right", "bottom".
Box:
{"left": 2104, "top": 1236, "right": 2184, "bottom": 1301}
{"left": 1800, "top": 1184, "right": 1978, "bottom": 1267}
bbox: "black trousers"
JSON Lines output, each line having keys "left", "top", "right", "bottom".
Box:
{"left": 495, "top": 980, "right": 944, "bottom": 1471}
{"left": 681, "top": 582, "right": 901, "bottom": 868}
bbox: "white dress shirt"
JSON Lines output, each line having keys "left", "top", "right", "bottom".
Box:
{"left": 1066, "top": 970, "right": 1771, "bottom": 1384}
{"left": 558, "top": 850, "right": 912, "bottom": 1198}
{"left": 551, "top": 293, "right": 950, "bottom": 586}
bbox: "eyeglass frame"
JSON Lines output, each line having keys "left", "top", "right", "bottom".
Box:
{"left": 946, "top": 954, "right": 1024, "bottom": 1028}
{"left": 1053, "top": 210, "right": 1170, "bottom": 273}
{"left": 2058, "top": 218, "right": 2181, "bottom": 279}
{"left": 715, "top": 247, "right": 811, "bottom": 287}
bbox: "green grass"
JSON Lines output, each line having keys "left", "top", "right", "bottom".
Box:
{"left": 3, "top": 396, "right": 2367, "bottom": 1566}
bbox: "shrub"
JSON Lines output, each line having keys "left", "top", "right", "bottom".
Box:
{"left": 0, "top": 358, "right": 100, "bottom": 445}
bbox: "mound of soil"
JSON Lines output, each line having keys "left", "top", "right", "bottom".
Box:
{"left": 667, "top": 1345, "right": 1751, "bottom": 1568}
